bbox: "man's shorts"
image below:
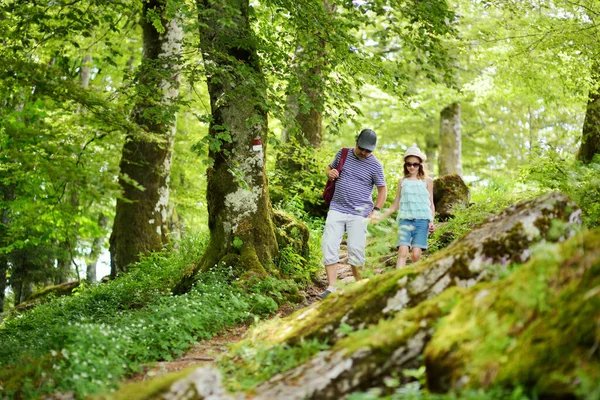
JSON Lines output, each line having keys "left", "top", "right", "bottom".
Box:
{"left": 397, "top": 218, "right": 429, "bottom": 250}
{"left": 321, "top": 210, "right": 368, "bottom": 266}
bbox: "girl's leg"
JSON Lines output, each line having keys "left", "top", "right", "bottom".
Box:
{"left": 396, "top": 245, "right": 409, "bottom": 269}
{"left": 411, "top": 247, "right": 423, "bottom": 263}
{"left": 409, "top": 220, "right": 428, "bottom": 265}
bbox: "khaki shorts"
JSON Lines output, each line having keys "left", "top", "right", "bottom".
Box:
{"left": 321, "top": 210, "right": 369, "bottom": 266}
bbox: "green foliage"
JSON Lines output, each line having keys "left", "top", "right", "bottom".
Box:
{"left": 521, "top": 154, "right": 600, "bottom": 228}
{"left": 269, "top": 140, "right": 331, "bottom": 216}
{"left": 0, "top": 233, "right": 305, "bottom": 399}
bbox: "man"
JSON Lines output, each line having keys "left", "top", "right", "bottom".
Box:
{"left": 318, "top": 128, "right": 387, "bottom": 299}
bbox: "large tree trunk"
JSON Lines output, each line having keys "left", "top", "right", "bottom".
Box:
{"left": 577, "top": 62, "right": 600, "bottom": 163}
{"left": 109, "top": 1, "right": 182, "bottom": 275}
{"left": 174, "top": 0, "right": 278, "bottom": 294}
{"left": 282, "top": 55, "right": 325, "bottom": 149}
{"left": 439, "top": 102, "right": 462, "bottom": 176}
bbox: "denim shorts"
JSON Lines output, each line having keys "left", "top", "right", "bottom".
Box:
{"left": 397, "top": 219, "right": 429, "bottom": 249}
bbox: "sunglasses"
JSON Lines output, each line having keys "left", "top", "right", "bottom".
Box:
{"left": 358, "top": 146, "right": 372, "bottom": 153}
{"left": 405, "top": 162, "right": 421, "bottom": 168}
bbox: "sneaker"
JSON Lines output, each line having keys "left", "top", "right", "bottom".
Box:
{"left": 317, "top": 289, "right": 332, "bottom": 300}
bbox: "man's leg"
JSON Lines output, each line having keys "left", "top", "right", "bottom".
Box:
{"left": 325, "top": 263, "right": 339, "bottom": 286}
{"left": 351, "top": 265, "right": 362, "bottom": 281}
{"left": 346, "top": 214, "right": 368, "bottom": 281}
{"left": 319, "top": 211, "right": 345, "bottom": 298}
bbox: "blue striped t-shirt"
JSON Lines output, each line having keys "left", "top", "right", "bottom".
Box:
{"left": 329, "top": 148, "right": 386, "bottom": 217}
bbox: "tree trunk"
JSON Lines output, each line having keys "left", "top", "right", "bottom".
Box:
{"left": 174, "top": 0, "right": 278, "bottom": 294}
{"left": 577, "top": 62, "right": 600, "bottom": 163}
{"left": 109, "top": 0, "right": 182, "bottom": 275}
{"left": 87, "top": 213, "right": 108, "bottom": 283}
{"left": 283, "top": 61, "right": 324, "bottom": 149}
{"left": 0, "top": 184, "right": 15, "bottom": 313}
{"left": 80, "top": 55, "right": 92, "bottom": 89}
{"left": 424, "top": 122, "right": 438, "bottom": 174}
{"left": 0, "top": 256, "right": 6, "bottom": 313}
{"left": 439, "top": 102, "right": 462, "bottom": 176}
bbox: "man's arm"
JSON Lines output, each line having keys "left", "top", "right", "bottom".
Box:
{"left": 374, "top": 185, "right": 387, "bottom": 210}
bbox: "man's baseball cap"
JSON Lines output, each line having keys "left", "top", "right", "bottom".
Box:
{"left": 356, "top": 129, "right": 377, "bottom": 152}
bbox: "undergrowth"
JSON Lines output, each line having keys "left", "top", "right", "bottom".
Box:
{"left": 0, "top": 231, "right": 315, "bottom": 399}
{"left": 521, "top": 154, "right": 600, "bottom": 228}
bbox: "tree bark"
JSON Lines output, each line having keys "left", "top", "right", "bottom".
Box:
{"left": 174, "top": 0, "right": 278, "bottom": 293}
{"left": 439, "top": 102, "right": 462, "bottom": 176}
{"left": 577, "top": 62, "right": 600, "bottom": 163}
{"left": 109, "top": 0, "right": 182, "bottom": 275}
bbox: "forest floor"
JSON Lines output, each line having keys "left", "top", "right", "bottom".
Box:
{"left": 125, "top": 241, "right": 396, "bottom": 384}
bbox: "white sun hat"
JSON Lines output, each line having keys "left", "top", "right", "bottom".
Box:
{"left": 404, "top": 144, "right": 427, "bottom": 161}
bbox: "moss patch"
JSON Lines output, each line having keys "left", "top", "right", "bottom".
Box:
{"left": 424, "top": 229, "right": 600, "bottom": 396}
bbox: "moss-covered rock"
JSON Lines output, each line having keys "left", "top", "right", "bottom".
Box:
{"left": 101, "top": 193, "right": 591, "bottom": 400}
{"left": 245, "top": 192, "right": 581, "bottom": 347}
{"left": 433, "top": 174, "right": 470, "bottom": 220}
{"left": 424, "top": 228, "right": 600, "bottom": 397}
{"left": 250, "top": 228, "right": 599, "bottom": 399}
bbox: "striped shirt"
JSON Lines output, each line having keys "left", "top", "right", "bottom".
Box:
{"left": 329, "top": 148, "right": 386, "bottom": 217}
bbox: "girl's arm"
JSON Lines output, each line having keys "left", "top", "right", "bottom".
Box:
{"left": 378, "top": 178, "right": 403, "bottom": 219}
{"left": 426, "top": 177, "right": 435, "bottom": 232}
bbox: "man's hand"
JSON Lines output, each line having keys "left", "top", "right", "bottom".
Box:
{"left": 328, "top": 169, "right": 339, "bottom": 180}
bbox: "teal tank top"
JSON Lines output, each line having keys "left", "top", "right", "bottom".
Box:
{"left": 398, "top": 179, "right": 433, "bottom": 222}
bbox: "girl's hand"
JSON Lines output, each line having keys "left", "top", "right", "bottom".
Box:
{"left": 428, "top": 222, "right": 435, "bottom": 233}
{"left": 369, "top": 213, "right": 381, "bottom": 224}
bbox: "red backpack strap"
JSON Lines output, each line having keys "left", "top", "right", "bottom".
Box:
{"left": 337, "top": 147, "right": 350, "bottom": 172}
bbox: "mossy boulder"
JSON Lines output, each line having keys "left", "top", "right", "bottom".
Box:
{"left": 246, "top": 192, "right": 581, "bottom": 348}
{"left": 251, "top": 229, "right": 600, "bottom": 399}
{"left": 424, "top": 228, "right": 600, "bottom": 396}
{"left": 433, "top": 174, "right": 470, "bottom": 220}
{"left": 103, "top": 192, "right": 592, "bottom": 400}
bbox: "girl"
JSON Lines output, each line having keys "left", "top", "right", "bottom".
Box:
{"left": 378, "top": 145, "right": 435, "bottom": 268}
